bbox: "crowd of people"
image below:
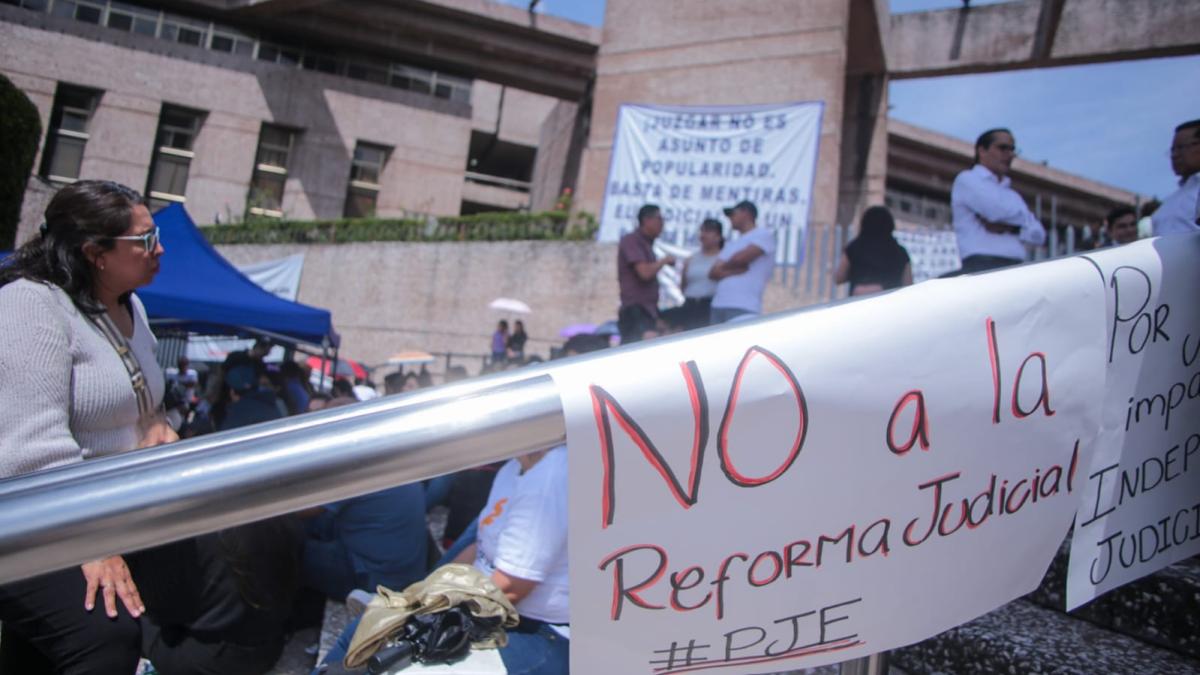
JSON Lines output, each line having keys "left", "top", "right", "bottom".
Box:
{"left": 0, "top": 117, "right": 1195, "bottom": 675}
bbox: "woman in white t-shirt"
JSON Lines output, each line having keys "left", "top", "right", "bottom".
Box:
{"left": 451, "top": 445, "right": 569, "bottom": 674}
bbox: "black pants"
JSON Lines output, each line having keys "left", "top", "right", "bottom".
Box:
{"left": 0, "top": 566, "right": 141, "bottom": 675}
{"left": 141, "top": 618, "right": 284, "bottom": 675}
{"left": 959, "top": 254, "right": 1022, "bottom": 274}
{"left": 618, "top": 304, "right": 657, "bottom": 344}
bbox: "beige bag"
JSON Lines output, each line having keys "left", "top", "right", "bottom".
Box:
{"left": 344, "top": 564, "right": 520, "bottom": 669}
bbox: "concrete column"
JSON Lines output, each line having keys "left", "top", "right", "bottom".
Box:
{"left": 836, "top": 71, "right": 889, "bottom": 235}
{"left": 576, "top": 0, "right": 853, "bottom": 237}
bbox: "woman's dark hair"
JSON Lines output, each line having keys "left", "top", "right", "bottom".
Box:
{"left": 844, "top": 205, "right": 909, "bottom": 292}
{"left": 1106, "top": 205, "right": 1136, "bottom": 224}
{"left": 858, "top": 205, "right": 896, "bottom": 239}
{"left": 973, "top": 127, "right": 1012, "bottom": 164}
{"left": 699, "top": 218, "right": 725, "bottom": 249}
{"left": 0, "top": 180, "right": 145, "bottom": 312}
{"left": 331, "top": 377, "right": 355, "bottom": 398}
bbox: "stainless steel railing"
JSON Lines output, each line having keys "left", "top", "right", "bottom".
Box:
{"left": 0, "top": 371, "right": 564, "bottom": 584}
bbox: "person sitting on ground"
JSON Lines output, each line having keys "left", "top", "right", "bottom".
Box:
{"left": 834, "top": 205, "right": 913, "bottom": 296}
{"left": 219, "top": 357, "right": 284, "bottom": 431}
{"left": 131, "top": 518, "right": 304, "bottom": 675}
{"left": 279, "top": 360, "right": 311, "bottom": 415}
{"left": 313, "top": 334, "right": 608, "bottom": 675}
{"left": 329, "top": 378, "right": 358, "bottom": 407}
{"left": 294, "top": 394, "right": 428, "bottom": 626}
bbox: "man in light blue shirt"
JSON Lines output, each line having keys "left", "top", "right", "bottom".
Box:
{"left": 951, "top": 128, "right": 1046, "bottom": 273}
{"left": 1152, "top": 119, "right": 1200, "bottom": 236}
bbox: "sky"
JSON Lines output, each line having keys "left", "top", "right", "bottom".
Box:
{"left": 499, "top": 0, "right": 1198, "bottom": 198}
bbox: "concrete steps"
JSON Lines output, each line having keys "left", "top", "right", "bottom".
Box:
{"left": 892, "top": 537, "right": 1200, "bottom": 675}
{"left": 891, "top": 598, "right": 1200, "bottom": 674}
{"left": 1027, "top": 545, "right": 1200, "bottom": 659}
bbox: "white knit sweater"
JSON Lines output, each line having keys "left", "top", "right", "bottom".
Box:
{"left": 0, "top": 279, "right": 164, "bottom": 478}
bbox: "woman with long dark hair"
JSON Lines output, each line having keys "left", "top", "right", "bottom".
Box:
{"left": 0, "top": 180, "right": 170, "bottom": 673}
{"left": 834, "top": 205, "right": 913, "bottom": 296}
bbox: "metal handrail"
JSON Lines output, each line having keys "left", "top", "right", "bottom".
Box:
{"left": 0, "top": 296, "right": 880, "bottom": 584}
{"left": 0, "top": 372, "right": 564, "bottom": 584}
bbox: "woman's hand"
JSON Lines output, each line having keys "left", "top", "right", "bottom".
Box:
{"left": 81, "top": 556, "right": 144, "bottom": 618}
{"left": 138, "top": 413, "right": 179, "bottom": 449}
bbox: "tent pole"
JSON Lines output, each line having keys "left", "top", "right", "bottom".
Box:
{"left": 319, "top": 338, "right": 329, "bottom": 391}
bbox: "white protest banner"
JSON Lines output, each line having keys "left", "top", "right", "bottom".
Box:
{"left": 552, "top": 257, "right": 1106, "bottom": 674}
{"left": 1067, "top": 234, "right": 1200, "bottom": 609}
{"left": 599, "top": 103, "right": 822, "bottom": 265}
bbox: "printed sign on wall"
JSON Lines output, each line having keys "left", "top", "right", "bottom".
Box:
{"left": 598, "top": 103, "right": 823, "bottom": 265}
{"left": 553, "top": 256, "right": 1106, "bottom": 674}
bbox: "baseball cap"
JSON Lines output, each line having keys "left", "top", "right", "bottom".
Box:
{"left": 723, "top": 200, "right": 758, "bottom": 219}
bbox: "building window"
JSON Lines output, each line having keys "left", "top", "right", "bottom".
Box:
{"left": 344, "top": 142, "right": 389, "bottom": 218}
{"left": 247, "top": 124, "right": 297, "bottom": 218}
{"left": 106, "top": 1, "right": 158, "bottom": 35}
{"left": 465, "top": 131, "right": 536, "bottom": 192}
{"left": 146, "top": 104, "right": 204, "bottom": 212}
{"left": 51, "top": 0, "right": 104, "bottom": 24}
{"left": 39, "top": 84, "right": 102, "bottom": 183}
{"left": 6, "top": 0, "right": 473, "bottom": 105}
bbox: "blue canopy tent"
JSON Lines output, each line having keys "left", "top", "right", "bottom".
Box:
{"left": 140, "top": 204, "right": 338, "bottom": 350}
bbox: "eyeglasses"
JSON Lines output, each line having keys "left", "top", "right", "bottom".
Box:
{"left": 112, "top": 225, "right": 160, "bottom": 251}
{"left": 1168, "top": 140, "right": 1200, "bottom": 156}
{"left": 993, "top": 143, "right": 1018, "bottom": 155}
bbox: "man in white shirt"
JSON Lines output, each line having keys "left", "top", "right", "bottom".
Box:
{"left": 951, "top": 128, "right": 1046, "bottom": 273}
{"left": 1152, "top": 119, "right": 1200, "bottom": 236}
{"left": 709, "top": 200, "right": 777, "bottom": 323}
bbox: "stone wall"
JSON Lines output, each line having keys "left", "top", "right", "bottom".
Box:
{"left": 214, "top": 240, "right": 829, "bottom": 371}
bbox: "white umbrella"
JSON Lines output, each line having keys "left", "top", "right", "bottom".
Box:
{"left": 385, "top": 350, "right": 436, "bottom": 366}
{"left": 488, "top": 297, "right": 531, "bottom": 314}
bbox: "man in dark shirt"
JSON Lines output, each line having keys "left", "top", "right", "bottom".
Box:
{"left": 617, "top": 204, "right": 675, "bottom": 344}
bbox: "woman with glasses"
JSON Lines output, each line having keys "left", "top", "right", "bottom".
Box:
{"left": 0, "top": 180, "right": 171, "bottom": 673}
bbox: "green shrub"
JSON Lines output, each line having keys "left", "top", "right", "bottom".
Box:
{"left": 203, "top": 209, "right": 599, "bottom": 245}
{"left": 0, "top": 74, "right": 42, "bottom": 250}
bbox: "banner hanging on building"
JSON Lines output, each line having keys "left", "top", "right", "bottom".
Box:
{"left": 598, "top": 103, "right": 823, "bottom": 265}
{"left": 553, "top": 255, "right": 1107, "bottom": 674}
{"left": 1066, "top": 235, "right": 1200, "bottom": 609}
